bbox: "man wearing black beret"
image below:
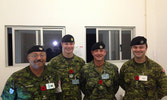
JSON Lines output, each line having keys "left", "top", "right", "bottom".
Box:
{"left": 1, "top": 45, "right": 59, "bottom": 100}
{"left": 80, "top": 42, "right": 119, "bottom": 100}
{"left": 120, "top": 36, "right": 167, "bottom": 99}
{"left": 47, "top": 34, "right": 85, "bottom": 100}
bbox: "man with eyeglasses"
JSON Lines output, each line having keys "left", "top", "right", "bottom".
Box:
{"left": 1, "top": 45, "right": 59, "bottom": 100}
{"left": 47, "top": 34, "right": 85, "bottom": 100}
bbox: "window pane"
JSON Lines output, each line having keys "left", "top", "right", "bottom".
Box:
{"left": 8, "top": 28, "right": 13, "bottom": 66}
{"left": 122, "top": 30, "right": 131, "bottom": 59}
{"left": 15, "top": 30, "right": 37, "bottom": 63}
{"left": 43, "top": 30, "right": 62, "bottom": 62}
{"left": 86, "top": 29, "right": 96, "bottom": 63}
{"left": 110, "top": 30, "right": 120, "bottom": 60}
{"left": 99, "top": 30, "right": 109, "bottom": 60}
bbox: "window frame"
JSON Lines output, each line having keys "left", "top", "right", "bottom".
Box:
{"left": 85, "top": 26, "right": 135, "bottom": 62}
{"left": 5, "top": 25, "right": 66, "bottom": 67}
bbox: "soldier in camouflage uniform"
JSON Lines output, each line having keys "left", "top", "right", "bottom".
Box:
{"left": 47, "top": 34, "right": 85, "bottom": 100}
{"left": 1, "top": 45, "right": 59, "bottom": 100}
{"left": 120, "top": 36, "right": 167, "bottom": 100}
{"left": 80, "top": 42, "right": 119, "bottom": 100}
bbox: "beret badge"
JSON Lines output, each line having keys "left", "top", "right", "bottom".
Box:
{"left": 39, "top": 47, "right": 43, "bottom": 50}
{"left": 99, "top": 45, "right": 103, "bottom": 49}
{"left": 140, "top": 40, "right": 144, "bottom": 44}
{"left": 71, "top": 38, "right": 74, "bottom": 42}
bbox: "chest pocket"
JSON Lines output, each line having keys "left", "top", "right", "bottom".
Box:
{"left": 124, "top": 70, "right": 135, "bottom": 83}
{"left": 16, "top": 83, "right": 34, "bottom": 99}
{"left": 141, "top": 73, "right": 156, "bottom": 89}
{"left": 86, "top": 72, "right": 98, "bottom": 89}
{"left": 102, "top": 71, "right": 114, "bottom": 87}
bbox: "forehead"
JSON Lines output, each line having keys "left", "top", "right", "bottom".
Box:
{"left": 132, "top": 44, "right": 146, "bottom": 47}
{"left": 93, "top": 49, "right": 105, "bottom": 51}
{"left": 62, "top": 42, "right": 74, "bottom": 44}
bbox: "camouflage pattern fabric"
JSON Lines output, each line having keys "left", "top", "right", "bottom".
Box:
{"left": 47, "top": 54, "right": 85, "bottom": 100}
{"left": 120, "top": 56, "right": 167, "bottom": 100}
{"left": 80, "top": 61, "right": 119, "bottom": 100}
{"left": 1, "top": 66, "right": 59, "bottom": 100}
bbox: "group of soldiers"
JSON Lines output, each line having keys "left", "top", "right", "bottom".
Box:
{"left": 1, "top": 34, "right": 167, "bottom": 100}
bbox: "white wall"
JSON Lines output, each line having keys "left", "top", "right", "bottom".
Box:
{"left": 147, "top": 0, "right": 167, "bottom": 69}
{"left": 1, "top": 0, "right": 167, "bottom": 99}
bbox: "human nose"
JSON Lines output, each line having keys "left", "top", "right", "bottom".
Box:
{"left": 135, "top": 47, "right": 140, "bottom": 52}
{"left": 36, "top": 55, "right": 42, "bottom": 59}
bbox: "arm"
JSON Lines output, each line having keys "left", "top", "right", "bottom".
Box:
{"left": 119, "top": 64, "right": 126, "bottom": 90}
{"left": 113, "top": 66, "right": 119, "bottom": 94}
{"left": 79, "top": 67, "right": 86, "bottom": 95}
{"left": 1, "top": 76, "right": 16, "bottom": 100}
{"left": 157, "top": 65, "right": 167, "bottom": 98}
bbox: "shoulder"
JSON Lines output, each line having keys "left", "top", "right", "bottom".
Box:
{"left": 120, "top": 59, "right": 134, "bottom": 72}
{"left": 105, "top": 61, "right": 118, "bottom": 67}
{"left": 50, "top": 54, "right": 63, "bottom": 61}
{"left": 104, "top": 61, "right": 118, "bottom": 71}
{"left": 6, "top": 67, "right": 29, "bottom": 82}
{"left": 147, "top": 57, "right": 161, "bottom": 67}
{"left": 147, "top": 57, "right": 164, "bottom": 71}
{"left": 81, "top": 61, "right": 94, "bottom": 70}
{"left": 47, "top": 54, "right": 63, "bottom": 65}
{"left": 11, "top": 67, "right": 28, "bottom": 77}
{"left": 73, "top": 54, "right": 85, "bottom": 63}
{"left": 122, "top": 59, "right": 133, "bottom": 67}
{"left": 123, "top": 59, "right": 133, "bottom": 66}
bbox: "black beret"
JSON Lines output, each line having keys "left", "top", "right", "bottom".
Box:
{"left": 27, "top": 45, "right": 45, "bottom": 55}
{"left": 130, "top": 36, "right": 147, "bottom": 46}
{"left": 62, "top": 34, "right": 75, "bottom": 42}
{"left": 91, "top": 42, "right": 105, "bottom": 51}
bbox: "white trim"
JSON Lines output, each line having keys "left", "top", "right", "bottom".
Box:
{"left": 109, "top": 31, "right": 111, "bottom": 60}
{"left": 119, "top": 29, "right": 122, "bottom": 60}
{"left": 96, "top": 29, "right": 99, "bottom": 42}
{"left": 40, "top": 28, "right": 43, "bottom": 45}
{"left": 12, "top": 28, "right": 16, "bottom": 66}
{"left": 36, "top": 30, "right": 39, "bottom": 45}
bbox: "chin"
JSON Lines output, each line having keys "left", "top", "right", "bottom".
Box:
{"left": 135, "top": 55, "right": 143, "bottom": 58}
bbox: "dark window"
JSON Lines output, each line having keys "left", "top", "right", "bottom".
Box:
{"left": 6, "top": 26, "right": 65, "bottom": 66}
{"left": 86, "top": 29, "right": 96, "bottom": 62}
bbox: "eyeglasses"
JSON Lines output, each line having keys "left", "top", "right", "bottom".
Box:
{"left": 29, "top": 54, "right": 46, "bottom": 58}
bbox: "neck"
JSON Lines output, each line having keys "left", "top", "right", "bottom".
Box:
{"left": 94, "top": 59, "right": 104, "bottom": 68}
{"left": 63, "top": 52, "right": 73, "bottom": 58}
{"left": 134, "top": 56, "right": 146, "bottom": 63}
{"left": 30, "top": 66, "right": 44, "bottom": 77}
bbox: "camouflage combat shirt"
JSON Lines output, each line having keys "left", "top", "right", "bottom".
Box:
{"left": 47, "top": 54, "right": 85, "bottom": 100}
{"left": 1, "top": 66, "right": 59, "bottom": 100}
{"left": 80, "top": 61, "right": 119, "bottom": 100}
{"left": 120, "top": 57, "right": 167, "bottom": 100}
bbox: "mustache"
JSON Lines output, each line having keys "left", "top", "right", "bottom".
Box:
{"left": 35, "top": 60, "right": 43, "bottom": 63}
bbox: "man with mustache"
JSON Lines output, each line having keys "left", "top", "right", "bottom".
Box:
{"left": 1, "top": 45, "right": 59, "bottom": 100}
{"left": 120, "top": 36, "right": 167, "bottom": 100}
{"left": 80, "top": 42, "right": 119, "bottom": 100}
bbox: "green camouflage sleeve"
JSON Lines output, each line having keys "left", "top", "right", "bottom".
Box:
{"left": 156, "top": 65, "right": 167, "bottom": 98}
{"left": 119, "top": 64, "right": 126, "bottom": 90}
{"left": 47, "top": 57, "right": 57, "bottom": 72}
{"left": 1, "top": 76, "right": 16, "bottom": 100}
{"left": 79, "top": 66, "right": 87, "bottom": 95}
{"left": 113, "top": 65, "right": 119, "bottom": 94}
